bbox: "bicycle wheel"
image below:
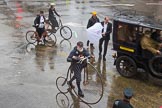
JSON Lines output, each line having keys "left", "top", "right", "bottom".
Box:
{"left": 71, "top": 62, "right": 104, "bottom": 105}
{"left": 56, "top": 92, "right": 70, "bottom": 108}
{"left": 60, "top": 26, "right": 72, "bottom": 40}
{"left": 45, "top": 32, "right": 57, "bottom": 47}
{"left": 56, "top": 76, "right": 69, "bottom": 94}
{"left": 149, "top": 56, "right": 162, "bottom": 78}
{"left": 26, "top": 31, "right": 37, "bottom": 43}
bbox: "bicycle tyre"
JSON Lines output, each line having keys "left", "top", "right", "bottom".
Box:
{"left": 60, "top": 26, "right": 72, "bottom": 40}
{"left": 45, "top": 33, "right": 57, "bottom": 47}
{"left": 70, "top": 62, "right": 104, "bottom": 105}
{"left": 56, "top": 76, "right": 69, "bottom": 94}
{"left": 26, "top": 31, "right": 37, "bottom": 43}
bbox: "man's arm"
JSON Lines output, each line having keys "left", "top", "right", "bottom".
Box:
{"left": 34, "top": 15, "right": 39, "bottom": 26}
{"left": 106, "top": 22, "right": 112, "bottom": 35}
{"left": 67, "top": 50, "right": 74, "bottom": 62}
{"left": 67, "top": 50, "right": 80, "bottom": 62}
{"left": 141, "top": 37, "right": 159, "bottom": 55}
{"left": 83, "top": 48, "right": 90, "bottom": 58}
{"left": 54, "top": 8, "right": 60, "bottom": 17}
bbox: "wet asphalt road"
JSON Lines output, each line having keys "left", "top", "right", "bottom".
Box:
{"left": 0, "top": 0, "right": 162, "bottom": 108}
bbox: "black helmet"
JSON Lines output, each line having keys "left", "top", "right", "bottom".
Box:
{"left": 123, "top": 88, "right": 133, "bottom": 99}
{"left": 77, "top": 41, "right": 83, "bottom": 47}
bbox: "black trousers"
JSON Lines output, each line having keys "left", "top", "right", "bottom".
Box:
{"left": 99, "top": 37, "right": 109, "bottom": 57}
{"left": 71, "top": 63, "right": 84, "bottom": 82}
{"left": 37, "top": 28, "right": 45, "bottom": 38}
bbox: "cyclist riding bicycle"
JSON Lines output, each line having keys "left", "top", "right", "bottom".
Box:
{"left": 48, "top": 3, "right": 60, "bottom": 32}
{"left": 67, "top": 41, "right": 90, "bottom": 98}
{"left": 34, "top": 10, "right": 47, "bottom": 43}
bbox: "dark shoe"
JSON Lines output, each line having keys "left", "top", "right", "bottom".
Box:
{"left": 103, "top": 57, "right": 106, "bottom": 61}
{"left": 78, "top": 90, "right": 84, "bottom": 98}
{"left": 67, "top": 81, "right": 75, "bottom": 89}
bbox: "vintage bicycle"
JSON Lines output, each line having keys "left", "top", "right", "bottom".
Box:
{"left": 46, "top": 17, "right": 72, "bottom": 40}
{"left": 56, "top": 57, "right": 104, "bottom": 105}
{"left": 26, "top": 25, "right": 56, "bottom": 46}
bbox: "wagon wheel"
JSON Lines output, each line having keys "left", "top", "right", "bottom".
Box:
{"left": 116, "top": 56, "right": 137, "bottom": 78}
{"left": 149, "top": 56, "right": 162, "bottom": 78}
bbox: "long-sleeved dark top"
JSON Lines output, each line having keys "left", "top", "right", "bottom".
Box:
{"left": 101, "top": 21, "right": 112, "bottom": 40}
{"left": 67, "top": 47, "right": 90, "bottom": 63}
{"left": 87, "top": 16, "right": 100, "bottom": 29}
{"left": 48, "top": 8, "right": 60, "bottom": 19}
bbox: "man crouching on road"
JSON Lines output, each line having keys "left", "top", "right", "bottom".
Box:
{"left": 67, "top": 41, "right": 90, "bottom": 97}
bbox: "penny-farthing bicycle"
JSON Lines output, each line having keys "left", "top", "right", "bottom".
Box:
{"left": 56, "top": 57, "right": 104, "bottom": 105}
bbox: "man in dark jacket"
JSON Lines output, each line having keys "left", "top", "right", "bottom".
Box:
{"left": 67, "top": 41, "right": 90, "bottom": 97}
{"left": 87, "top": 11, "right": 100, "bottom": 49}
{"left": 113, "top": 88, "right": 134, "bottom": 108}
{"left": 99, "top": 16, "right": 112, "bottom": 61}
{"left": 48, "top": 3, "right": 60, "bottom": 31}
{"left": 34, "top": 11, "right": 46, "bottom": 42}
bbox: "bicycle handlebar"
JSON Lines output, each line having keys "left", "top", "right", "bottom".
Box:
{"left": 77, "top": 56, "right": 91, "bottom": 64}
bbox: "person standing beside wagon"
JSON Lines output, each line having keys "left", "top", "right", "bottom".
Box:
{"left": 86, "top": 11, "right": 100, "bottom": 49}
{"left": 98, "top": 16, "right": 112, "bottom": 61}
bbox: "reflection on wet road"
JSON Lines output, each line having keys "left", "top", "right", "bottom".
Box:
{"left": 0, "top": 0, "right": 162, "bottom": 108}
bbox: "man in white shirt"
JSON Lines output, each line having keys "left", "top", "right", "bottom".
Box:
{"left": 99, "top": 16, "right": 112, "bottom": 61}
{"left": 34, "top": 11, "right": 47, "bottom": 42}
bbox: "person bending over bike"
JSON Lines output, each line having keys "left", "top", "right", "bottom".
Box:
{"left": 67, "top": 41, "right": 90, "bottom": 98}
{"left": 34, "top": 11, "right": 47, "bottom": 43}
{"left": 48, "top": 3, "right": 60, "bottom": 31}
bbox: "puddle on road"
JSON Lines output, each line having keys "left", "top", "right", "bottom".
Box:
{"left": 34, "top": 45, "right": 57, "bottom": 71}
